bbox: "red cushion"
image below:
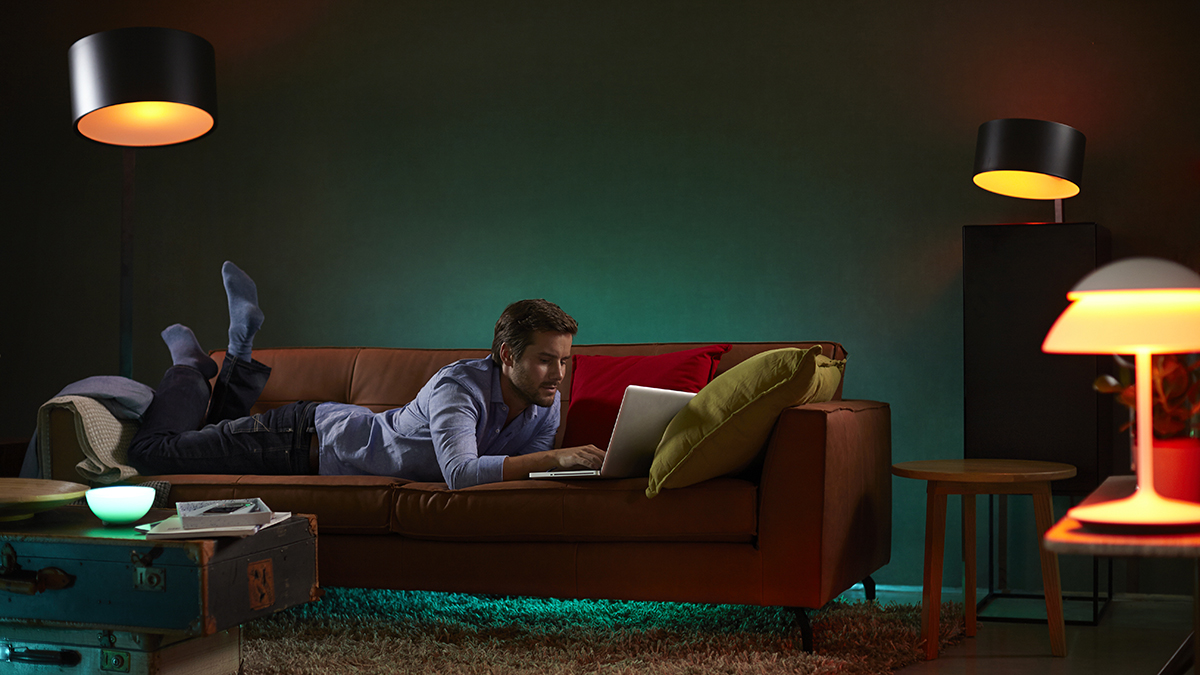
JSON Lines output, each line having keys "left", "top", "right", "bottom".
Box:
{"left": 562, "top": 344, "right": 731, "bottom": 450}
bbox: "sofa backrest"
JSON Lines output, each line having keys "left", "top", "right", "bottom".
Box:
{"left": 208, "top": 342, "right": 847, "bottom": 437}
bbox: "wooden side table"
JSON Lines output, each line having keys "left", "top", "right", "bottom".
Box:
{"left": 893, "top": 459, "right": 1077, "bottom": 660}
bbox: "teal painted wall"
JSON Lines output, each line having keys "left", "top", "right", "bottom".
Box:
{"left": 3, "top": 1, "right": 1199, "bottom": 593}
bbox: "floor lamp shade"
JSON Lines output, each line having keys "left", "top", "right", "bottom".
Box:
{"left": 69, "top": 27, "right": 217, "bottom": 147}
{"left": 973, "top": 118, "right": 1085, "bottom": 201}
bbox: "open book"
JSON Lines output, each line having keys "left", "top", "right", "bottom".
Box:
{"left": 177, "top": 498, "right": 273, "bottom": 528}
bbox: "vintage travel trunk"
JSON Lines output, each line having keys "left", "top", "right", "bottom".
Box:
{"left": 0, "top": 506, "right": 319, "bottom": 637}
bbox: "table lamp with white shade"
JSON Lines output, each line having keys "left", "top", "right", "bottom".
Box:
{"left": 1043, "top": 257, "right": 1200, "bottom": 529}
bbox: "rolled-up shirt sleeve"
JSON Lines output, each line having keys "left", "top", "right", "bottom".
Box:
{"left": 428, "top": 378, "right": 506, "bottom": 489}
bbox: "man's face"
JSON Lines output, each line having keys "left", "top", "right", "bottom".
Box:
{"left": 502, "top": 331, "right": 573, "bottom": 408}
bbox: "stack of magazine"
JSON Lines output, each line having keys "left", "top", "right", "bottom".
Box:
{"left": 137, "top": 498, "right": 291, "bottom": 539}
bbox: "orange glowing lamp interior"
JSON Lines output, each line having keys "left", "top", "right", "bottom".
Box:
{"left": 76, "top": 101, "right": 214, "bottom": 147}
{"left": 972, "top": 169, "right": 1080, "bottom": 201}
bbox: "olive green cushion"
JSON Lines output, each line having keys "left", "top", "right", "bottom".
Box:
{"left": 646, "top": 347, "right": 845, "bottom": 498}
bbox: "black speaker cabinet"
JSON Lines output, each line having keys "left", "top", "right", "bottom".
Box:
{"left": 963, "top": 223, "right": 1116, "bottom": 495}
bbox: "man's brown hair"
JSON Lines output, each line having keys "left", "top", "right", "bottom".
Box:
{"left": 492, "top": 299, "right": 578, "bottom": 364}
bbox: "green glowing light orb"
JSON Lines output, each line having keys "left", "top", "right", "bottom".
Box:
{"left": 85, "top": 485, "right": 155, "bottom": 524}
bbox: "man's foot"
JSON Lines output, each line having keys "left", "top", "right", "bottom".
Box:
{"left": 222, "top": 261, "right": 264, "bottom": 362}
{"left": 162, "top": 324, "right": 218, "bottom": 379}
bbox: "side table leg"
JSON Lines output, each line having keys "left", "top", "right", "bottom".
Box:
{"left": 1032, "top": 482, "right": 1068, "bottom": 657}
{"left": 963, "top": 493, "right": 977, "bottom": 637}
{"left": 922, "top": 481, "right": 949, "bottom": 660}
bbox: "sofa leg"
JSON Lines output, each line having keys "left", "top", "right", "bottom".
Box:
{"left": 787, "top": 607, "right": 813, "bottom": 652}
{"left": 862, "top": 575, "right": 877, "bottom": 601}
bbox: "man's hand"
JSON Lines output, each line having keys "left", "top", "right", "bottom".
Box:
{"left": 502, "top": 445, "right": 606, "bottom": 480}
{"left": 550, "top": 445, "right": 605, "bottom": 470}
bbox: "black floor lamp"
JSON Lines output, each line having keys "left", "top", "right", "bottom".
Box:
{"left": 965, "top": 117, "right": 1115, "bottom": 624}
{"left": 68, "top": 27, "right": 217, "bottom": 378}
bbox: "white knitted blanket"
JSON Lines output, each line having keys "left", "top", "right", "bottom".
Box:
{"left": 38, "top": 395, "right": 140, "bottom": 484}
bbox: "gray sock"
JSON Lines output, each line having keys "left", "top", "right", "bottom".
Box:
{"left": 222, "top": 261, "right": 264, "bottom": 362}
{"left": 161, "top": 324, "right": 217, "bottom": 379}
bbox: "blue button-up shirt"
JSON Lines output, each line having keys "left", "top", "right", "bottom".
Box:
{"left": 313, "top": 357, "right": 559, "bottom": 489}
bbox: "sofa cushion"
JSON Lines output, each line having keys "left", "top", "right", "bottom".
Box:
{"left": 159, "top": 474, "right": 405, "bottom": 535}
{"left": 391, "top": 477, "right": 756, "bottom": 542}
{"left": 561, "top": 344, "right": 730, "bottom": 450}
{"left": 646, "top": 348, "right": 845, "bottom": 497}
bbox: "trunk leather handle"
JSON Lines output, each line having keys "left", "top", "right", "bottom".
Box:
{"left": 0, "top": 567, "right": 75, "bottom": 595}
{"left": 1, "top": 643, "right": 82, "bottom": 666}
{"left": 0, "top": 543, "right": 76, "bottom": 595}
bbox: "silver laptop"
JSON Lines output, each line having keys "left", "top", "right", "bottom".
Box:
{"left": 530, "top": 385, "right": 697, "bottom": 479}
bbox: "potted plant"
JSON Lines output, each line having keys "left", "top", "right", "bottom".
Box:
{"left": 1095, "top": 353, "right": 1200, "bottom": 501}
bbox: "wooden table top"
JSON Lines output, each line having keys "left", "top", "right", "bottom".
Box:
{"left": 892, "top": 459, "right": 1078, "bottom": 483}
{"left": 1044, "top": 476, "right": 1200, "bottom": 557}
{"left": 0, "top": 478, "right": 90, "bottom": 522}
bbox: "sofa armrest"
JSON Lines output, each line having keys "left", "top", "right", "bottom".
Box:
{"left": 756, "top": 399, "right": 892, "bottom": 609}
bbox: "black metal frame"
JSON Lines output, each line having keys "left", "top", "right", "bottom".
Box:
{"left": 975, "top": 494, "right": 1113, "bottom": 626}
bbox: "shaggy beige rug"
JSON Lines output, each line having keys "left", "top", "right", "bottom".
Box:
{"left": 242, "top": 588, "right": 966, "bottom": 674}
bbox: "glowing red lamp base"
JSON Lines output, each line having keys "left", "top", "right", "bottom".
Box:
{"left": 1063, "top": 350, "right": 1200, "bottom": 532}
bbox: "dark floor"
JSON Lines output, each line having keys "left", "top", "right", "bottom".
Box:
{"left": 846, "top": 587, "right": 1194, "bottom": 674}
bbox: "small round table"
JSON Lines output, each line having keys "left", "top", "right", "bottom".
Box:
{"left": 892, "top": 459, "right": 1077, "bottom": 660}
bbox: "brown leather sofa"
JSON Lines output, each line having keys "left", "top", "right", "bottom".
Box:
{"left": 44, "top": 341, "right": 891, "bottom": 637}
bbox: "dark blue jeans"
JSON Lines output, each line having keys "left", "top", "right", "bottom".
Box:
{"left": 128, "top": 355, "right": 317, "bottom": 475}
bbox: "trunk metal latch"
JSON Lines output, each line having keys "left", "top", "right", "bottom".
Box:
{"left": 130, "top": 550, "right": 166, "bottom": 592}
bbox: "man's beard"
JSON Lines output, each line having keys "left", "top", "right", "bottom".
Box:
{"left": 512, "top": 368, "right": 556, "bottom": 408}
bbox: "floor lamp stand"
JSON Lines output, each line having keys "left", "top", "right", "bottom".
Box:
{"left": 119, "top": 147, "right": 135, "bottom": 379}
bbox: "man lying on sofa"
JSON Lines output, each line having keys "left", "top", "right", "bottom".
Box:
{"left": 127, "top": 262, "right": 605, "bottom": 489}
